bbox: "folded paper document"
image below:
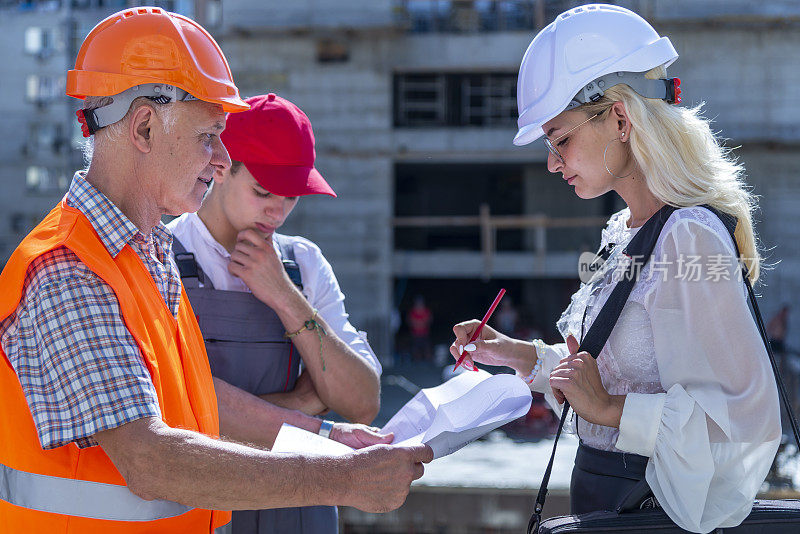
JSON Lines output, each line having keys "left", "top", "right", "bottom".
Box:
{"left": 272, "top": 370, "right": 532, "bottom": 459}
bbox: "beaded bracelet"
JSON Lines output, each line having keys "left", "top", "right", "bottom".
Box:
{"left": 284, "top": 309, "right": 328, "bottom": 371}
{"left": 519, "top": 339, "right": 546, "bottom": 385}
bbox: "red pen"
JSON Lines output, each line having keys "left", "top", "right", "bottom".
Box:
{"left": 453, "top": 288, "right": 506, "bottom": 371}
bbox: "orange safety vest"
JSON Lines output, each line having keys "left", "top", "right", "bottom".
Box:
{"left": 0, "top": 201, "right": 231, "bottom": 533}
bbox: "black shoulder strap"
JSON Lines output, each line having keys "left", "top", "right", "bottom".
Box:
{"left": 528, "top": 205, "right": 800, "bottom": 533}
{"left": 171, "top": 236, "right": 214, "bottom": 289}
{"left": 272, "top": 233, "right": 304, "bottom": 291}
{"left": 579, "top": 205, "right": 677, "bottom": 357}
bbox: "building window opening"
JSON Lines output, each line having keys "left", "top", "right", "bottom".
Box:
{"left": 394, "top": 72, "right": 517, "bottom": 127}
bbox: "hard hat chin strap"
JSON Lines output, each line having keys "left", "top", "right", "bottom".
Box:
{"left": 565, "top": 71, "right": 682, "bottom": 111}
{"left": 77, "top": 83, "right": 198, "bottom": 137}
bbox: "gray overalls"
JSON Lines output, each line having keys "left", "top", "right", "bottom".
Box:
{"left": 173, "top": 235, "right": 338, "bottom": 534}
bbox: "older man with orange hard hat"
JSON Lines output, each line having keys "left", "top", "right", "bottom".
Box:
{"left": 0, "top": 8, "right": 431, "bottom": 533}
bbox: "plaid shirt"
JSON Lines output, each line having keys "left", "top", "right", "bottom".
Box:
{"left": 0, "top": 172, "right": 182, "bottom": 449}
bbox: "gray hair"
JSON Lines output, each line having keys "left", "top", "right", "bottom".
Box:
{"left": 82, "top": 95, "right": 178, "bottom": 164}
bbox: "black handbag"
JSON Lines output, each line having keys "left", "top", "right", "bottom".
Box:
{"left": 528, "top": 205, "right": 800, "bottom": 533}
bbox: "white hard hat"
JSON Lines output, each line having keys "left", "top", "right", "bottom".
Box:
{"left": 514, "top": 4, "right": 679, "bottom": 146}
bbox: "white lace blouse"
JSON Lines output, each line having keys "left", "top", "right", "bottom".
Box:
{"left": 527, "top": 206, "right": 781, "bottom": 533}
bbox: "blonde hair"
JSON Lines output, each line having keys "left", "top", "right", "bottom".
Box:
{"left": 579, "top": 65, "right": 761, "bottom": 282}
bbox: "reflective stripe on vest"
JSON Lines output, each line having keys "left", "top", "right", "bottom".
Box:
{"left": 0, "top": 461, "right": 192, "bottom": 521}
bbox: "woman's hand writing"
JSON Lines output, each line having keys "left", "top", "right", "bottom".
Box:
{"left": 449, "top": 320, "right": 536, "bottom": 375}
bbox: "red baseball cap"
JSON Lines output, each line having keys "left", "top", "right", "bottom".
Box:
{"left": 220, "top": 93, "right": 336, "bottom": 197}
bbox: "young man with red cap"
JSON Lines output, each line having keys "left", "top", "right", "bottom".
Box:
{"left": 168, "top": 93, "right": 382, "bottom": 533}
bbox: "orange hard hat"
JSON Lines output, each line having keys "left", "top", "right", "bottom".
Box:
{"left": 66, "top": 6, "right": 248, "bottom": 113}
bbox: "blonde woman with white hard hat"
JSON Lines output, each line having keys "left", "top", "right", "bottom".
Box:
{"left": 451, "top": 4, "right": 780, "bottom": 532}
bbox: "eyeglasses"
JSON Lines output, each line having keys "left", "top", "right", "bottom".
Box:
{"left": 544, "top": 112, "right": 602, "bottom": 164}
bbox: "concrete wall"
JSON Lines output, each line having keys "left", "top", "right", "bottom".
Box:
{"left": 222, "top": 0, "right": 394, "bottom": 31}
{"left": 663, "top": 24, "right": 800, "bottom": 142}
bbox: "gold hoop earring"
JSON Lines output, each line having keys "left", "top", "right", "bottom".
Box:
{"left": 604, "top": 137, "right": 634, "bottom": 179}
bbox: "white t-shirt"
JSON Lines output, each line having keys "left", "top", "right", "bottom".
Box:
{"left": 167, "top": 212, "right": 381, "bottom": 375}
{"left": 527, "top": 206, "right": 781, "bottom": 533}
